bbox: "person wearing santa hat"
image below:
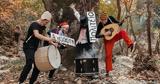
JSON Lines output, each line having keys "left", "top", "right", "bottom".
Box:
{"left": 18, "top": 11, "right": 57, "bottom": 84}
{"left": 58, "top": 22, "right": 69, "bottom": 36}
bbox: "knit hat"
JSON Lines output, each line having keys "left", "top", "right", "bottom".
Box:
{"left": 41, "top": 11, "right": 52, "bottom": 21}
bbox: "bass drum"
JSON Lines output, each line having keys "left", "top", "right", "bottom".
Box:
{"left": 35, "top": 45, "right": 61, "bottom": 71}
{"left": 75, "top": 58, "right": 99, "bottom": 76}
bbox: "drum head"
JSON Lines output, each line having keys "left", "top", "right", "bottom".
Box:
{"left": 48, "top": 45, "right": 61, "bottom": 69}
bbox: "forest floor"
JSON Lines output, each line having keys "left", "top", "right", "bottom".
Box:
{"left": 0, "top": 47, "right": 159, "bottom": 84}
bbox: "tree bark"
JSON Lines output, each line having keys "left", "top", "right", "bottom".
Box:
{"left": 42, "top": 0, "right": 98, "bottom": 24}
{"left": 129, "top": 17, "right": 136, "bottom": 41}
{"left": 117, "top": 0, "right": 123, "bottom": 54}
{"left": 117, "top": 0, "right": 121, "bottom": 20}
{"left": 42, "top": 0, "right": 99, "bottom": 69}
{"left": 146, "top": 0, "right": 152, "bottom": 56}
{"left": 155, "top": 31, "right": 160, "bottom": 54}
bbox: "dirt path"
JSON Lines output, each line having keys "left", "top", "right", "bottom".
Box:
{"left": 0, "top": 52, "right": 159, "bottom": 84}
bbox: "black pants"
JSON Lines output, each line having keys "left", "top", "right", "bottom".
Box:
{"left": 48, "top": 69, "right": 56, "bottom": 78}
{"left": 43, "top": 43, "right": 56, "bottom": 78}
{"left": 19, "top": 48, "right": 40, "bottom": 84}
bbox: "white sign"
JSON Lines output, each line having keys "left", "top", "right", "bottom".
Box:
{"left": 87, "top": 11, "right": 97, "bottom": 43}
{"left": 51, "top": 33, "right": 76, "bottom": 47}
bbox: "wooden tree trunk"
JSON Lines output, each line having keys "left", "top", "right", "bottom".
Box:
{"left": 155, "top": 40, "right": 160, "bottom": 54}
{"left": 155, "top": 31, "right": 160, "bottom": 54}
{"left": 126, "top": 0, "right": 136, "bottom": 41}
{"left": 42, "top": 0, "right": 97, "bottom": 23}
{"left": 117, "top": 0, "right": 121, "bottom": 20}
{"left": 146, "top": 0, "right": 152, "bottom": 56}
{"left": 42, "top": 0, "right": 98, "bottom": 69}
{"left": 129, "top": 17, "right": 136, "bottom": 41}
{"left": 116, "top": 0, "right": 124, "bottom": 54}
{"left": 121, "top": 0, "right": 136, "bottom": 55}
{"left": 42, "top": 0, "right": 59, "bottom": 23}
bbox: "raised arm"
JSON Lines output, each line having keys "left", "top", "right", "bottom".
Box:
{"left": 70, "top": 3, "right": 80, "bottom": 22}
{"left": 109, "top": 16, "right": 123, "bottom": 26}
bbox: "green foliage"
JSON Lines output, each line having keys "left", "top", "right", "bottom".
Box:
{"left": 98, "top": 0, "right": 117, "bottom": 17}
{"left": 22, "top": 0, "right": 44, "bottom": 14}
{"left": 0, "top": 0, "right": 45, "bottom": 45}
{"left": 154, "top": 0, "right": 160, "bottom": 5}
{"left": 0, "top": 0, "right": 45, "bottom": 27}
{"left": 18, "top": 0, "right": 45, "bottom": 36}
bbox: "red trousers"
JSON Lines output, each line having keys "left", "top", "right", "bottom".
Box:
{"left": 104, "top": 29, "right": 133, "bottom": 72}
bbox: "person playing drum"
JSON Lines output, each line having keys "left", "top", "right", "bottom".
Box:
{"left": 18, "top": 11, "right": 57, "bottom": 84}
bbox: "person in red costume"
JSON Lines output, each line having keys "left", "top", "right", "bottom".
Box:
{"left": 96, "top": 13, "right": 134, "bottom": 79}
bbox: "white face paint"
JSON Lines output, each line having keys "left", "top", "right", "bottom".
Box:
{"left": 101, "top": 19, "right": 107, "bottom": 24}
{"left": 62, "top": 25, "right": 69, "bottom": 33}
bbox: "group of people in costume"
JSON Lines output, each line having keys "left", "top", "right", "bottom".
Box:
{"left": 18, "top": 3, "right": 134, "bottom": 84}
